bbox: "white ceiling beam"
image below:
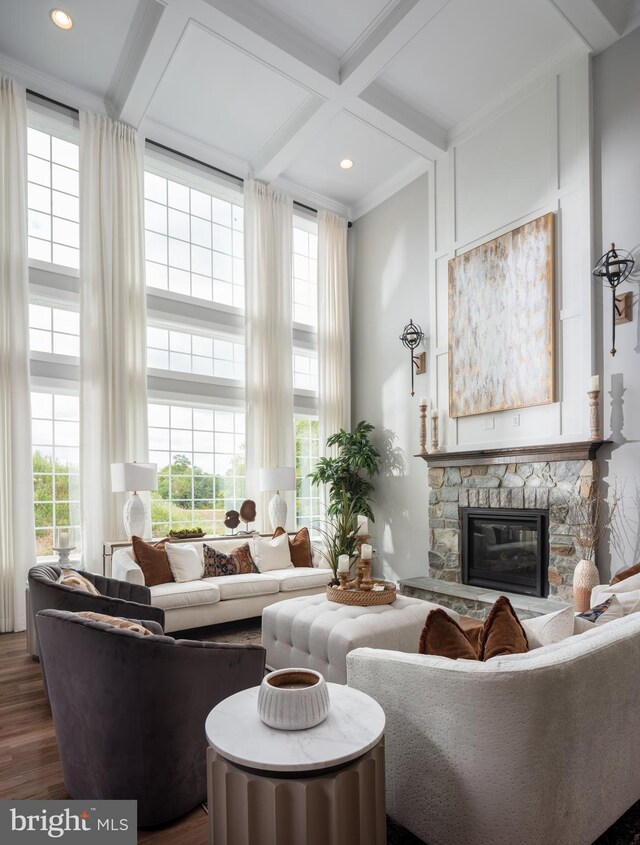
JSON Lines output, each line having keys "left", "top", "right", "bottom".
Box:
{"left": 545, "top": 0, "right": 621, "bottom": 52}
{"left": 117, "top": 0, "right": 192, "bottom": 126}
{"left": 340, "top": 0, "right": 451, "bottom": 94}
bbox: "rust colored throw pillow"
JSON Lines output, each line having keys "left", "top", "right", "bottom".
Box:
{"left": 57, "top": 569, "right": 101, "bottom": 595}
{"left": 202, "top": 543, "right": 259, "bottom": 577}
{"left": 418, "top": 609, "right": 480, "bottom": 661}
{"left": 131, "top": 536, "right": 174, "bottom": 587}
{"left": 610, "top": 561, "right": 640, "bottom": 585}
{"left": 479, "top": 596, "right": 529, "bottom": 661}
{"left": 77, "top": 611, "right": 154, "bottom": 636}
{"left": 273, "top": 526, "right": 313, "bottom": 567}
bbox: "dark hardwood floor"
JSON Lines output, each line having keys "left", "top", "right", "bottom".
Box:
{"left": 0, "top": 631, "right": 207, "bottom": 845}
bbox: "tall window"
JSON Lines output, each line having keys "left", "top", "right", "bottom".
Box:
{"left": 148, "top": 403, "right": 245, "bottom": 536}
{"left": 292, "top": 216, "right": 320, "bottom": 526}
{"left": 27, "top": 109, "right": 81, "bottom": 560}
{"left": 144, "top": 171, "right": 244, "bottom": 307}
{"left": 27, "top": 127, "right": 79, "bottom": 269}
{"left": 31, "top": 391, "right": 80, "bottom": 556}
{"left": 144, "top": 150, "right": 246, "bottom": 537}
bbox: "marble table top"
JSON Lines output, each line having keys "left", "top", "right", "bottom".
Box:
{"left": 205, "top": 683, "right": 385, "bottom": 773}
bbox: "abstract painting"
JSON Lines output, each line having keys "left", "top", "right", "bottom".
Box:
{"left": 448, "top": 212, "right": 555, "bottom": 418}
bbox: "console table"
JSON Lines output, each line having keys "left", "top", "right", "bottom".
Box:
{"left": 205, "top": 683, "right": 386, "bottom": 845}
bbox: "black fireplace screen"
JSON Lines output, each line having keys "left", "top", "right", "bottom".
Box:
{"left": 461, "top": 508, "right": 548, "bottom": 598}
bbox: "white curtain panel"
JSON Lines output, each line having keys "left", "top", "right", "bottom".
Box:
{"left": 0, "top": 75, "right": 36, "bottom": 631}
{"left": 244, "top": 180, "right": 294, "bottom": 530}
{"left": 80, "top": 113, "right": 148, "bottom": 571}
{"left": 318, "top": 210, "right": 351, "bottom": 458}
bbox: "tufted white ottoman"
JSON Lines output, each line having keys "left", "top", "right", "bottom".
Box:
{"left": 261, "top": 592, "right": 458, "bottom": 684}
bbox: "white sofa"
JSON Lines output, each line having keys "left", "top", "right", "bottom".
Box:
{"left": 347, "top": 612, "right": 640, "bottom": 845}
{"left": 112, "top": 536, "right": 330, "bottom": 633}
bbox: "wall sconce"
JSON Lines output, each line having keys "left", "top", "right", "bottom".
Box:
{"left": 592, "top": 243, "right": 635, "bottom": 356}
{"left": 399, "top": 319, "right": 425, "bottom": 396}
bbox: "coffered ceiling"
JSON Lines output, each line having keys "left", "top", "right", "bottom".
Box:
{"left": 1, "top": 0, "right": 639, "bottom": 218}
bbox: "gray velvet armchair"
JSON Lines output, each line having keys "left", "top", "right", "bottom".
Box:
{"left": 28, "top": 565, "right": 165, "bottom": 658}
{"left": 36, "top": 608, "right": 266, "bottom": 827}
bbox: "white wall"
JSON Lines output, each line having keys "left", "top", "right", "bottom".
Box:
{"left": 350, "top": 172, "right": 430, "bottom": 581}
{"left": 593, "top": 27, "right": 640, "bottom": 576}
{"left": 430, "top": 52, "right": 593, "bottom": 451}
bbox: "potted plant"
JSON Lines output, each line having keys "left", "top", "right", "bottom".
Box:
{"left": 309, "top": 421, "right": 381, "bottom": 581}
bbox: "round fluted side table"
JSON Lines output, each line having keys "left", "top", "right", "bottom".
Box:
{"left": 205, "top": 683, "right": 386, "bottom": 845}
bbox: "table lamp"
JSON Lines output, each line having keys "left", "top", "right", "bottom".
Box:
{"left": 259, "top": 467, "right": 296, "bottom": 531}
{"left": 111, "top": 462, "right": 158, "bottom": 539}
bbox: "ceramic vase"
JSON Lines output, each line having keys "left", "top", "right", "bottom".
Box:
{"left": 573, "top": 558, "right": 600, "bottom": 612}
{"left": 258, "top": 668, "right": 330, "bottom": 730}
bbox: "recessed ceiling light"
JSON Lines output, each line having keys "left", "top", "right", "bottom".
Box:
{"left": 339, "top": 158, "right": 354, "bottom": 170}
{"left": 50, "top": 8, "right": 74, "bottom": 30}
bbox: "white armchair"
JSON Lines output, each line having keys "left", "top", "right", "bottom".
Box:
{"left": 347, "top": 613, "right": 640, "bottom": 845}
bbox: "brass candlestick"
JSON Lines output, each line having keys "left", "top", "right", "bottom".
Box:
{"left": 588, "top": 390, "right": 601, "bottom": 441}
{"left": 430, "top": 412, "right": 440, "bottom": 453}
{"left": 418, "top": 403, "right": 428, "bottom": 455}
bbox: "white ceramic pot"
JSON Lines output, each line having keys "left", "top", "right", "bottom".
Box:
{"left": 257, "top": 668, "right": 330, "bottom": 731}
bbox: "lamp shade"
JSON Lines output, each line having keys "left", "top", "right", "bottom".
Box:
{"left": 111, "top": 462, "right": 158, "bottom": 493}
{"left": 259, "top": 467, "right": 296, "bottom": 492}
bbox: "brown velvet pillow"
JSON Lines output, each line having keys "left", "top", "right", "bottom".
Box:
{"left": 610, "top": 561, "right": 640, "bottom": 585}
{"left": 77, "top": 611, "right": 154, "bottom": 636}
{"left": 57, "top": 569, "right": 101, "bottom": 595}
{"left": 131, "top": 536, "right": 174, "bottom": 587}
{"left": 479, "top": 596, "right": 529, "bottom": 660}
{"left": 418, "top": 609, "right": 480, "bottom": 660}
{"left": 273, "top": 526, "right": 313, "bottom": 567}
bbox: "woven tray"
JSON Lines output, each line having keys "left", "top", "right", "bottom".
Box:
{"left": 326, "top": 581, "right": 397, "bottom": 607}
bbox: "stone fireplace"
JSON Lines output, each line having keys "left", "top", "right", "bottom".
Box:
{"left": 400, "top": 441, "right": 609, "bottom": 618}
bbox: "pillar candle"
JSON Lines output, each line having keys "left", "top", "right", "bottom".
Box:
{"left": 361, "top": 543, "right": 372, "bottom": 561}
{"left": 337, "top": 555, "right": 350, "bottom": 573}
{"left": 589, "top": 375, "right": 599, "bottom": 392}
{"left": 419, "top": 396, "right": 428, "bottom": 407}
{"left": 431, "top": 408, "right": 439, "bottom": 419}
{"left": 356, "top": 515, "right": 369, "bottom": 536}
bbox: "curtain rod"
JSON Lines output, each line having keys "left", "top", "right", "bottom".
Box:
{"left": 26, "top": 90, "right": 352, "bottom": 226}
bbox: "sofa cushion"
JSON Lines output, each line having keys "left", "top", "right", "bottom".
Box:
{"left": 58, "top": 569, "right": 101, "bottom": 595}
{"left": 418, "top": 609, "right": 479, "bottom": 660}
{"left": 165, "top": 543, "right": 203, "bottom": 582}
{"left": 576, "top": 594, "right": 624, "bottom": 626}
{"left": 131, "top": 536, "right": 174, "bottom": 587}
{"left": 149, "top": 580, "right": 221, "bottom": 610}
{"left": 273, "top": 527, "right": 313, "bottom": 567}
{"left": 76, "top": 610, "right": 154, "bottom": 636}
{"left": 610, "top": 561, "right": 640, "bottom": 585}
{"left": 202, "top": 542, "right": 259, "bottom": 577}
{"left": 267, "top": 567, "right": 331, "bottom": 592}
{"left": 253, "top": 533, "right": 293, "bottom": 572}
{"left": 521, "top": 606, "right": 575, "bottom": 649}
{"left": 480, "top": 596, "right": 529, "bottom": 660}
{"left": 202, "top": 573, "right": 279, "bottom": 601}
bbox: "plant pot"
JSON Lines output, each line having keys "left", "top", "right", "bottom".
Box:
{"left": 573, "top": 558, "right": 600, "bottom": 612}
{"left": 257, "top": 668, "right": 330, "bottom": 730}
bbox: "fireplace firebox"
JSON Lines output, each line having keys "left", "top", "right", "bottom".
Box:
{"left": 461, "top": 508, "right": 548, "bottom": 598}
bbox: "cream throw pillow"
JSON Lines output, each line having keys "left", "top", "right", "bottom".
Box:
{"left": 521, "top": 606, "right": 575, "bottom": 649}
{"left": 165, "top": 543, "right": 204, "bottom": 582}
{"left": 253, "top": 532, "right": 293, "bottom": 572}
{"left": 58, "top": 569, "right": 100, "bottom": 595}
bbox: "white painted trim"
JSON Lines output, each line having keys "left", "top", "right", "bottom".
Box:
{"left": 351, "top": 157, "right": 429, "bottom": 221}
{"left": 271, "top": 176, "right": 350, "bottom": 219}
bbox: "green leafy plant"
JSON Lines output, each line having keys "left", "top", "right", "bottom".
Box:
{"left": 309, "top": 420, "right": 381, "bottom": 521}
{"left": 312, "top": 490, "right": 360, "bottom": 581}
{"left": 167, "top": 526, "right": 205, "bottom": 538}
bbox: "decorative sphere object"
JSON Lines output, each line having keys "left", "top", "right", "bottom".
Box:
{"left": 258, "top": 669, "right": 330, "bottom": 731}
{"left": 240, "top": 499, "right": 256, "bottom": 524}
{"left": 224, "top": 510, "right": 240, "bottom": 529}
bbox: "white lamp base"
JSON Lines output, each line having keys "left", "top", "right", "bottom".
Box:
{"left": 123, "top": 492, "right": 147, "bottom": 539}
{"left": 268, "top": 492, "right": 287, "bottom": 531}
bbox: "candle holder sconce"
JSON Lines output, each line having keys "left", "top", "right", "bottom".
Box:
{"left": 593, "top": 243, "right": 635, "bottom": 356}
{"left": 399, "top": 319, "right": 426, "bottom": 396}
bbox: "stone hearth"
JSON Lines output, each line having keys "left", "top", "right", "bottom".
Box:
{"left": 410, "top": 442, "right": 609, "bottom": 608}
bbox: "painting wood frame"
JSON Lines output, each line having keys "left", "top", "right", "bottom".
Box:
{"left": 448, "top": 212, "right": 555, "bottom": 419}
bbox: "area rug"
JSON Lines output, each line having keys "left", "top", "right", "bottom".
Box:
{"left": 185, "top": 618, "right": 640, "bottom": 845}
